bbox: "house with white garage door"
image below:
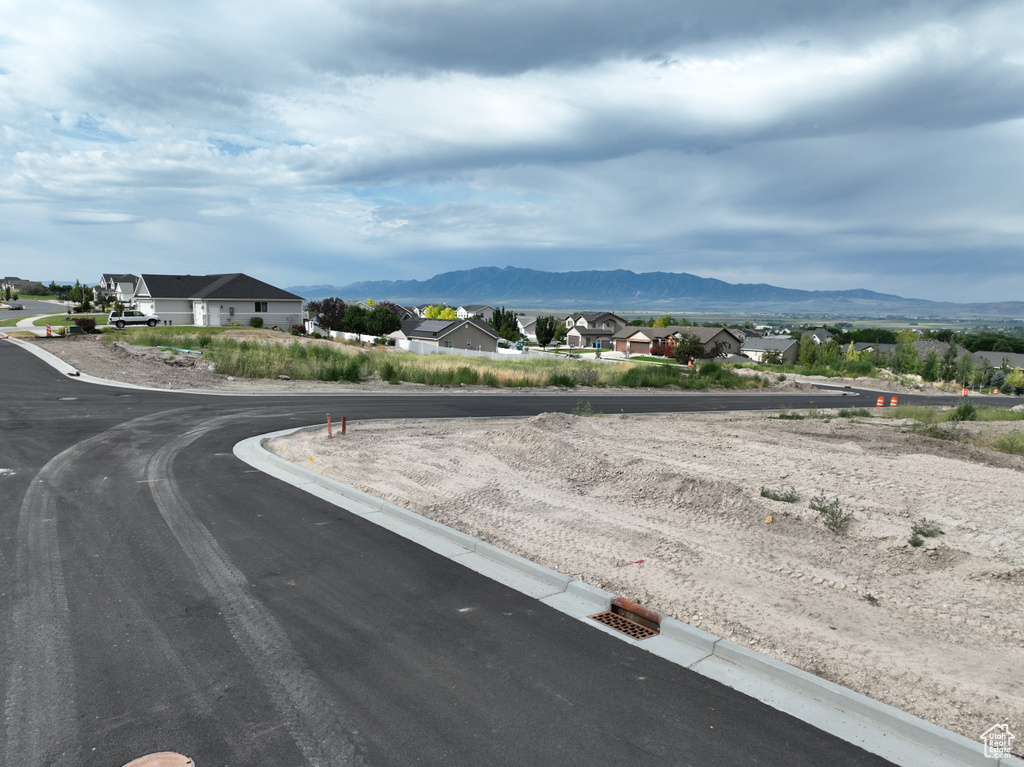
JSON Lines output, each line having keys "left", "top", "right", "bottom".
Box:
{"left": 133, "top": 273, "right": 304, "bottom": 328}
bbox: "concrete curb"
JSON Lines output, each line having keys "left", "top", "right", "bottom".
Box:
{"left": 235, "top": 422, "right": 1022, "bottom": 767}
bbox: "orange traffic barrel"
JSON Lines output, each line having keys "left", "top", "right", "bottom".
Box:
{"left": 876, "top": 396, "right": 884, "bottom": 407}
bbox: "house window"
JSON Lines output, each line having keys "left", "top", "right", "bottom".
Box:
{"left": 255, "top": 301, "right": 268, "bottom": 312}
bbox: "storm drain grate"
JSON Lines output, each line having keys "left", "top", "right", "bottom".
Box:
{"left": 589, "top": 611, "right": 659, "bottom": 640}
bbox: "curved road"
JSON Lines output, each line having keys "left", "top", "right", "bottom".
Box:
{"left": 1, "top": 340, "right": 967, "bottom": 766}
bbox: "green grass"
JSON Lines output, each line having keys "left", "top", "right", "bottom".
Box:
{"left": 32, "top": 313, "right": 107, "bottom": 326}
{"left": 988, "top": 432, "right": 1024, "bottom": 456}
{"left": 102, "top": 331, "right": 774, "bottom": 390}
{"left": 882, "top": 404, "right": 1024, "bottom": 424}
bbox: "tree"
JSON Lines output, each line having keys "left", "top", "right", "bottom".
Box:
{"left": 342, "top": 304, "right": 368, "bottom": 334}
{"left": 488, "top": 306, "right": 521, "bottom": 342}
{"left": 920, "top": 348, "right": 940, "bottom": 382}
{"left": 424, "top": 304, "right": 457, "bottom": 320}
{"left": 673, "top": 333, "right": 705, "bottom": 364}
{"left": 652, "top": 314, "right": 675, "bottom": 328}
{"left": 939, "top": 344, "right": 959, "bottom": 381}
{"left": 889, "top": 330, "right": 920, "bottom": 375}
{"left": 955, "top": 352, "right": 975, "bottom": 387}
{"left": 535, "top": 316, "right": 557, "bottom": 348}
{"left": 306, "top": 297, "right": 347, "bottom": 332}
{"left": 844, "top": 342, "right": 868, "bottom": 363}
{"left": 798, "top": 334, "right": 819, "bottom": 366}
{"left": 819, "top": 339, "right": 842, "bottom": 367}
{"left": 1007, "top": 367, "right": 1024, "bottom": 396}
{"left": 553, "top": 323, "right": 567, "bottom": 346}
{"left": 366, "top": 306, "right": 401, "bottom": 336}
{"left": 761, "top": 348, "right": 783, "bottom": 365}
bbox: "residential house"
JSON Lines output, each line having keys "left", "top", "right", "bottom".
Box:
{"left": 456, "top": 304, "right": 497, "bottom": 320}
{"left": 1, "top": 277, "right": 31, "bottom": 291}
{"left": 517, "top": 315, "right": 538, "bottom": 343}
{"left": 613, "top": 326, "right": 743, "bottom": 357}
{"left": 95, "top": 273, "right": 139, "bottom": 304}
{"left": 971, "top": 350, "right": 1024, "bottom": 371}
{"left": 806, "top": 328, "right": 834, "bottom": 345}
{"left": 390, "top": 318, "right": 500, "bottom": 352}
{"left": 133, "top": 273, "right": 304, "bottom": 327}
{"left": 728, "top": 326, "right": 763, "bottom": 340}
{"left": 742, "top": 336, "right": 800, "bottom": 365}
{"left": 565, "top": 312, "right": 627, "bottom": 349}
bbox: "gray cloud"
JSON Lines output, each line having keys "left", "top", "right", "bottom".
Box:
{"left": 0, "top": 0, "right": 1022, "bottom": 303}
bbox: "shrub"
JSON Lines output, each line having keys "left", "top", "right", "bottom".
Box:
{"left": 546, "top": 371, "right": 576, "bottom": 387}
{"left": 572, "top": 366, "right": 600, "bottom": 386}
{"left": 992, "top": 432, "right": 1024, "bottom": 456}
{"left": 838, "top": 408, "right": 872, "bottom": 418}
{"left": 72, "top": 317, "right": 97, "bottom": 333}
{"left": 911, "top": 517, "right": 944, "bottom": 539}
{"left": 760, "top": 486, "right": 799, "bottom": 503}
{"left": 249, "top": 316, "right": 264, "bottom": 328}
{"left": 950, "top": 401, "right": 977, "bottom": 423}
{"left": 571, "top": 399, "right": 596, "bottom": 416}
{"left": 810, "top": 493, "right": 852, "bottom": 534}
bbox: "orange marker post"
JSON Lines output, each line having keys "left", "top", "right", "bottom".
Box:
{"left": 327, "top": 413, "right": 332, "bottom": 438}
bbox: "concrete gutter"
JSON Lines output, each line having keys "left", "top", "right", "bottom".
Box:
{"left": 235, "top": 422, "right": 1023, "bottom": 767}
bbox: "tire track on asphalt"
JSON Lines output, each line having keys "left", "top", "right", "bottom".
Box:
{"left": 145, "top": 413, "right": 365, "bottom": 767}
{"left": 1, "top": 409, "right": 197, "bottom": 766}
{"left": 3, "top": 455, "right": 76, "bottom": 766}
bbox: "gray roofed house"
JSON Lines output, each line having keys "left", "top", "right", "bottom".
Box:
{"left": 612, "top": 326, "right": 742, "bottom": 357}
{"left": 95, "top": 273, "right": 139, "bottom": 304}
{"left": 742, "top": 336, "right": 800, "bottom": 364}
{"left": 565, "top": 312, "right": 627, "bottom": 348}
{"left": 391, "top": 317, "right": 500, "bottom": 352}
{"left": 456, "top": 304, "right": 497, "bottom": 320}
{"left": 806, "top": 328, "right": 834, "bottom": 345}
{"left": 134, "top": 273, "right": 303, "bottom": 327}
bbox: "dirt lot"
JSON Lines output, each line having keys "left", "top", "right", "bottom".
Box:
{"left": 22, "top": 331, "right": 1024, "bottom": 750}
{"left": 266, "top": 412, "right": 1024, "bottom": 750}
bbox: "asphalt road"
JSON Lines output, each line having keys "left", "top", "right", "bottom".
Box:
{"left": 2, "top": 339, "right": 968, "bottom": 767}
{"left": 0, "top": 297, "right": 69, "bottom": 317}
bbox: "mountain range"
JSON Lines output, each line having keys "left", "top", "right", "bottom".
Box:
{"left": 288, "top": 266, "right": 1024, "bottom": 318}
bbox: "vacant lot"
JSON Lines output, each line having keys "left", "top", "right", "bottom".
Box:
{"left": 268, "top": 410, "right": 1023, "bottom": 749}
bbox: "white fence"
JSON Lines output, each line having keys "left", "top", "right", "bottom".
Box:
{"left": 394, "top": 339, "right": 529, "bottom": 361}
{"left": 307, "top": 323, "right": 532, "bottom": 361}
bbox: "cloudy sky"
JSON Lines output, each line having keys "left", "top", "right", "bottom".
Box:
{"left": 2, "top": 1, "right": 1022, "bottom": 302}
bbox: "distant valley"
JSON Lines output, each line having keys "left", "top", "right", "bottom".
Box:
{"left": 289, "top": 266, "right": 1024, "bottom": 319}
